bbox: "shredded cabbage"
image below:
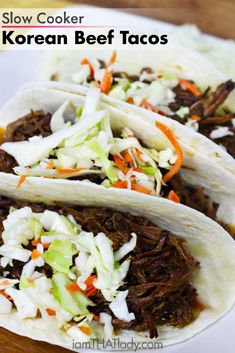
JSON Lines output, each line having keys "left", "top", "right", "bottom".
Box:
{"left": 44, "top": 240, "right": 75, "bottom": 274}
{"left": 109, "top": 290, "right": 135, "bottom": 322}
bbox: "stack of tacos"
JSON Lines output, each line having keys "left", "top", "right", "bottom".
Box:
{"left": 0, "top": 40, "right": 234, "bottom": 350}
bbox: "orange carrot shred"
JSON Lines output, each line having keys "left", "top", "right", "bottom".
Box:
{"left": 131, "top": 184, "right": 152, "bottom": 195}
{"left": 127, "top": 97, "right": 134, "bottom": 104}
{"left": 46, "top": 308, "right": 56, "bottom": 316}
{"left": 133, "top": 167, "right": 144, "bottom": 173}
{"left": 108, "top": 51, "right": 117, "bottom": 67}
{"left": 86, "top": 287, "right": 98, "bottom": 297}
{"left": 92, "top": 314, "right": 100, "bottom": 321}
{"left": 57, "top": 168, "right": 84, "bottom": 174}
{"left": 0, "top": 290, "right": 13, "bottom": 301}
{"left": 1, "top": 280, "right": 10, "bottom": 286}
{"left": 80, "top": 58, "right": 94, "bottom": 77}
{"left": 99, "top": 70, "right": 113, "bottom": 94}
{"left": 27, "top": 278, "right": 35, "bottom": 285}
{"left": 122, "top": 151, "right": 133, "bottom": 164}
{"left": 85, "top": 275, "right": 97, "bottom": 289}
{"left": 96, "top": 51, "right": 116, "bottom": 94}
{"left": 0, "top": 127, "right": 5, "bottom": 145}
{"left": 43, "top": 243, "right": 50, "bottom": 249}
{"left": 31, "top": 249, "right": 41, "bottom": 260}
{"left": 112, "top": 180, "right": 128, "bottom": 189}
{"left": 168, "top": 190, "right": 180, "bottom": 203}
{"left": 156, "top": 121, "right": 183, "bottom": 183}
{"left": 140, "top": 99, "right": 158, "bottom": 113}
{"left": 16, "top": 176, "right": 26, "bottom": 189}
{"left": 31, "top": 239, "right": 40, "bottom": 246}
{"left": 46, "top": 160, "right": 54, "bottom": 170}
{"left": 191, "top": 115, "right": 201, "bottom": 121}
{"left": 135, "top": 149, "right": 143, "bottom": 160}
{"left": 78, "top": 326, "right": 92, "bottom": 335}
{"left": 113, "top": 155, "right": 129, "bottom": 174}
{"left": 66, "top": 282, "right": 81, "bottom": 292}
{"left": 179, "top": 79, "right": 201, "bottom": 96}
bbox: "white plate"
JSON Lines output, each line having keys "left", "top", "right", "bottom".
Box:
{"left": 0, "top": 6, "right": 234, "bottom": 353}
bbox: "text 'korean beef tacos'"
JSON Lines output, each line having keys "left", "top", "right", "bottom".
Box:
{"left": 0, "top": 82, "right": 234, "bottom": 236}
{"left": 42, "top": 45, "right": 235, "bottom": 176}
{"left": 0, "top": 195, "right": 235, "bottom": 349}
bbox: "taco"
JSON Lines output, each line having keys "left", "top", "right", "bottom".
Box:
{"left": 0, "top": 194, "right": 235, "bottom": 349}
{"left": 42, "top": 45, "right": 235, "bottom": 176}
{"left": 0, "top": 83, "right": 234, "bottom": 237}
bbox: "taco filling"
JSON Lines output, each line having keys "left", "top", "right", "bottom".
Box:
{"left": 59, "top": 52, "right": 235, "bottom": 158}
{"left": 0, "top": 196, "right": 201, "bottom": 340}
{"left": 0, "top": 89, "right": 231, "bottom": 236}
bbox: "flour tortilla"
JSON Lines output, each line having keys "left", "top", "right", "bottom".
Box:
{"left": 41, "top": 44, "right": 235, "bottom": 176}
{"left": 0, "top": 190, "right": 235, "bottom": 350}
{"left": 0, "top": 82, "right": 234, "bottom": 231}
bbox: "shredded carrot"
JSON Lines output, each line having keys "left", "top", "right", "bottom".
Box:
{"left": 96, "top": 51, "right": 116, "bottom": 94}
{"left": 43, "top": 243, "right": 50, "bottom": 249}
{"left": 156, "top": 121, "right": 183, "bottom": 183}
{"left": 66, "top": 275, "right": 98, "bottom": 295}
{"left": 168, "top": 190, "right": 180, "bottom": 203}
{"left": 84, "top": 275, "right": 98, "bottom": 296}
{"left": 66, "top": 282, "right": 81, "bottom": 292}
{"left": 135, "top": 149, "right": 143, "bottom": 160}
{"left": 78, "top": 326, "right": 92, "bottom": 335}
{"left": 57, "top": 168, "right": 84, "bottom": 174}
{"left": 133, "top": 167, "right": 144, "bottom": 173}
{"left": 0, "top": 290, "right": 13, "bottom": 301}
{"left": 86, "top": 287, "right": 98, "bottom": 297}
{"left": 191, "top": 115, "right": 201, "bottom": 121}
{"left": 113, "top": 155, "right": 129, "bottom": 174}
{"left": 140, "top": 99, "right": 158, "bottom": 113}
{"left": 92, "top": 314, "right": 100, "bottom": 321}
{"left": 99, "top": 70, "right": 113, "bottom": 94}
{"left": 127, "top": 97, "right": 134, "bottom": 104}
{"left": 179, "top": 79, "right": 201, "bottom": 96}
{"left": 31, "top": 239, "right": 49, "bottom": 249}
{"left": 85, "top": 275, "right": 97, "bottom": 289}
{"left": 65, "top": 324, "right": 72, "bottom": 331}
{"left": 108, "top": 51, "right": 117, "bottom": 67}
{"left": 122, "top": 151, "right": 133, "bottom": 164}
{"left": 46, "top": 308, "right": 56, "bottom": 316}
{"left": 80, "top": 58, "right": 94, "bottom": 77}
{"left": 112, "top": 180, "right": 128, "bottom": 189}
{"left": 0, "top": 280, "right": 10, "bottom": 286}
{"left": 31, "top": 249, "right": 41, "bottom": 260}
{"left": 27, "top": 278, "right": 35, "bottom": 285}
{"left": 31, "top": 239, "right": 41, "bottom": 247}
{"left": 0, "top": 127, "right": 5, "bottom": 145}
{"left": 46, "top": 160, "right": 54, "bottom": 170}
{"left": 16, "top": 176, "right": 26, "bottom": 189}
{"left": 131, "top": 184, "right": 152, "bottom": 195}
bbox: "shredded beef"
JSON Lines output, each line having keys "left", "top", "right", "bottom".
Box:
{"left": 170, "top": 83, "right": 200, "bottom": 112}
{"left": 199, "top": 123, "right": 235, "bottom": 158}
{"left": 167, "top": 174, "right": 219, "bottom": 220}
{"left": 3, "top": 110, "right": 52, "bottom": 142}
{"left": 169, "top": 80, "right": 235, "bottom": 157}
{"left": 113, "top": 72, "right": 140, "bottom": 83}
{"left": 58, "top": 204, "right": 200, "bottom": 337}
{"left": 195, "top": 80, "right": 234, "bottom": 118}
{"left": 0, "top": 197, "right": 200, "bottom": 337}
{"left": 0, "top": 149, "right": 17, "bottom": 173}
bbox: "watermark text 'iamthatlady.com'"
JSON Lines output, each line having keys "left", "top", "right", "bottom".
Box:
{"left": 72, "top": 338, "right": 163, "bottom": 351}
